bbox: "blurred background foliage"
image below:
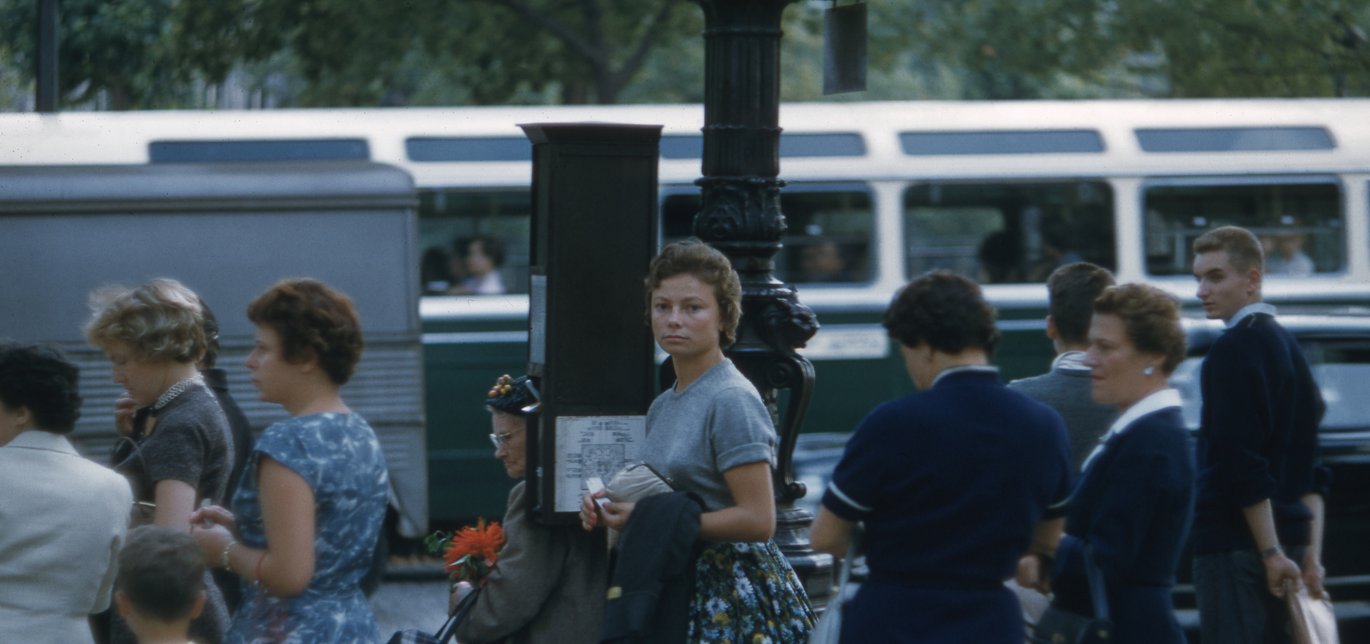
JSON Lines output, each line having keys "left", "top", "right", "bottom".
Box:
{"left": 1, "top": 0, "right": 1368, "bottom": 110}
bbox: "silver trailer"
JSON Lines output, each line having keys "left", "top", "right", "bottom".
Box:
{"left": 0, "top": 162, "right": 428, "bottom": 538}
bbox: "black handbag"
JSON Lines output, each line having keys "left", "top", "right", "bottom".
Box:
{"left": 1030, "top": 546, "right": 1113, "bottom": 644}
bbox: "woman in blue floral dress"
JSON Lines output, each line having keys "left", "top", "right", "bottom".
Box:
{"left": 581, "top": 240, "right": 814, "bottom": 642}
{"left": 192, "top": 279, "right": 389, "bottom": 643}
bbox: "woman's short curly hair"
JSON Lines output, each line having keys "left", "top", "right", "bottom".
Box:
{"left": 1092, "top": 283, "right": 1187, "bottom": 375}
{"left": 644, "top": 239, "right": 743, "bottom": 347}
{"left": 883, "top": 271, "right": 1000, "bottom": 355}
{"left": 0, "top": 342, "right": 82, "bottom": 434}
{"left": 248, "top": 279, "right": 364, "bottom": 386}
{"left": 84, "top": 278, "right": 207, "bottom": 363}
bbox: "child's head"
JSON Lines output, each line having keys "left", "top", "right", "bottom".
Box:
{"left": 115, "top": 526, "right": 207, "bottom": 636}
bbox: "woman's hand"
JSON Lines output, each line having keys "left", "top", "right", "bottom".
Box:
{"left": 579, "top": 491, "right": 634, "bottom": 531}
{"left": 598, "top": 500, "right": 635, "bottom": 531}
{"left": 114, "top": 394, "right": 138, "bottom": 436}
{"left": 190, "top": 521, "right": 237, "bottom": 566}
{"left": 191, "top": 503, "right": 238, "bottom": 531}
{"left": 1015, "top": 554, "right": 1051, "bottom": 594}
{"left": 579, "top": 492, "right": 601, "bottom": 531}
{"left": 449, "top": 580, "right": 474, "bottom": 615}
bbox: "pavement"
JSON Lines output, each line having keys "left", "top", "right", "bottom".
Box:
{"left": 371, "top": 578, "right": 451, "bottom": 638}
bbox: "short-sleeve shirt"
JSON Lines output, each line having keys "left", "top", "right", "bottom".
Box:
{"left": 115, "top": 383, "right": 232, "bottom": 507}
{"left": 642, "top": 359, "right": 776, "bottom": 511}
{"left": 823, "top": 368, "right": 1073, "bottom": 588}
{"left": 228, "top": 412, "right": 389, "bottom": 643}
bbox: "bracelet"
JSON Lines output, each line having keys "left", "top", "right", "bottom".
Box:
{"left": 253, "top": 552, "right": 267, "bottom": 585}
{"left": 220, "top": 540, "right": 237, "bottom": 571}
{"left": 1260, "top": 545, "right": 1283, "bottom": 559}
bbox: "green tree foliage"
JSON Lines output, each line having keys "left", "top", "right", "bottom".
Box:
{"left": 2, "top": 0, "right": 1369, "bottom": 109}
{"left": 0, "top": 0, "right": 189, "bottom": 109}
{"left": 167, "top": 0, "right": 695, "bottom": 106}
{"left": 866, "top": 0, "right": 1370, "bottom": 99}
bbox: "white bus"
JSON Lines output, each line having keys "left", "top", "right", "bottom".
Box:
{"left": 4, "top": 99, "right": 1369, "bottom": 521}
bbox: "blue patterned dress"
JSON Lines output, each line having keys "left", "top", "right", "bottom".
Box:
{"left": 227, "top": 413, "right": 389, "bottom": 643}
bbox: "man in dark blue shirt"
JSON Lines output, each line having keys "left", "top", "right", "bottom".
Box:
{"left": 1191, "top": 226, "right": 1326, "bottom": 644}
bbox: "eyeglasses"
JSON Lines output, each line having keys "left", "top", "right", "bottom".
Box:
{"left": 489, "top": 431, "right": 518, "bottom": 449}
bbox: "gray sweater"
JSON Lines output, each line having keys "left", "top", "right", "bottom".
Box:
{"left": 1009, "top": 364, "right": 1117, "bottom": 471}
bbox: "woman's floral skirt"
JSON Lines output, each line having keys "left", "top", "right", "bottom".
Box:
{"left": 688, "top": 540, "right": 815, "bottom": 644}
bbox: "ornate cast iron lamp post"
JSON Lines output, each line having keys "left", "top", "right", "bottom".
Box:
{"left": 690, "top": 0, "right": 833, "bottom": 602}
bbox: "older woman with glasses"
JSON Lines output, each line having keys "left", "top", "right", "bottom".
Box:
{"left": 448, "top": 374, "right": 609, "bottom": 644}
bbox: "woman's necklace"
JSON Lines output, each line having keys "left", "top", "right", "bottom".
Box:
{"left": 151, "top": 373, "right": 204, "bottom": 412}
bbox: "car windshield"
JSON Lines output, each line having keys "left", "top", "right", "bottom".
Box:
{"left": 1172, "top": 337, "right": 1370, "bottom": 432}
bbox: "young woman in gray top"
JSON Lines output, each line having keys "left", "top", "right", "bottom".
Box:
{"left": 85, "top": 278, "right": 232, "bottom": 643}
{"left": 581, "top": 239, "right": 814, "bottom": 642}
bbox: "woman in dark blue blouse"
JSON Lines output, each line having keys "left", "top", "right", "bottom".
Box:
{"left": 1018, "top": 283, "right": 1194, "bottom": 644}
{"left": 811, "top": 271, "right": 1074, "bottom": 642}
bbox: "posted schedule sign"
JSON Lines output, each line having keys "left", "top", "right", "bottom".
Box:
{"left": 551, "top": 415, "right": 646, "bottom": 512}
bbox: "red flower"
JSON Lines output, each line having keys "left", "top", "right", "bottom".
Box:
{"left": 432, "top": 518, "right": 505, "bottom": 585}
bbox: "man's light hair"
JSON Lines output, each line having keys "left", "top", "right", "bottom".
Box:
{"left": 1193, "top": 226, "right": 1264, "bottom": 274}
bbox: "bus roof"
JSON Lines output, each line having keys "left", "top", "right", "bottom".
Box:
{"left": 4, "top": 99, "right": 1370, "bottom": 185}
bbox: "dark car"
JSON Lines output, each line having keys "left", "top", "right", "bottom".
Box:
{"left": 1172, "top": 314, "right": 1370, "bottom": 637}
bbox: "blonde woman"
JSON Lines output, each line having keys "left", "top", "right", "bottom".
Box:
{"left": 85, "top": 278, "right": 232, "bottom": 643}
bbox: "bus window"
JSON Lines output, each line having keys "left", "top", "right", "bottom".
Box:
{"left": 902, "top": 181, "right": 1115, "bottom": 284}
{"left": 1142, "top": 180, "right": 1343, "bottom": 276}
{"left": 418, "top": 190, "right": 531, "bottom": 296}
{"left": 660, "top": 185, "right": 876, "bottom": 285}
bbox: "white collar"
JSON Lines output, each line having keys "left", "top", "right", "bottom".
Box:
{"left": 1052, "top": 351, "right": 1088, "bottom": 372}
{"left": 1227, "top": 302, "right": 1277, "bottom": 328}
{"left": 1080, "top": 388, "right": 1182, "bottom": 471}
{"left": 931, "top": 364, "right": 998, "bottom": 388}
{"left": 3, "top": 430, "right": 78, "bottom": 456}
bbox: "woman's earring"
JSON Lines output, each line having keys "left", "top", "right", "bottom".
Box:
{"left": 1143, "top": 366, "right": 1156, "bottom": 377}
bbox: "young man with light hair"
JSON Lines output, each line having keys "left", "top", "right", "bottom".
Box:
{"left": 1190, "top": 225, "right": 1327, "bottom": 644}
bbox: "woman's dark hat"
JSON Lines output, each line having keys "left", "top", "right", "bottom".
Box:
{"left": 485, "top": 374, "right": 541, "bottom": 415}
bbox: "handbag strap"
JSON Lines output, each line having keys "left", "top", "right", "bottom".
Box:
{"left": 831, "top": 524, "right": 862, "bottom": 606}
{"left": 434, "top": 586, "right": 481, "bottom": 644}
{"left": 1082, "top": 545, "right": 1110, "bottom": 622}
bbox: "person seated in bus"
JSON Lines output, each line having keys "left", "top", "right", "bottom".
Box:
{"left": 449, "top": 234, "right": 507, "bottom": 295}
{"left": 1263, "top": 218, "right": 1315, "bottom": 276}
{"left": 448, "top": 374, "right": 609, "bottom": 644}
{"left": 797, "top": 240, "right": 854, "bottom": 282}
{"left": 421, "top": 246, "right": 455, "bottom": 295}
{"left": 978, "top": 230, "right": 1026, "bottom": 283}
{"left": 1030, "top": 217, "right": 1085, "bottom": 282}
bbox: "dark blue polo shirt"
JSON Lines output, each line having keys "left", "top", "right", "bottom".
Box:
{"left": 822, "top": 368, "right": 1072, "bottom": 641}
